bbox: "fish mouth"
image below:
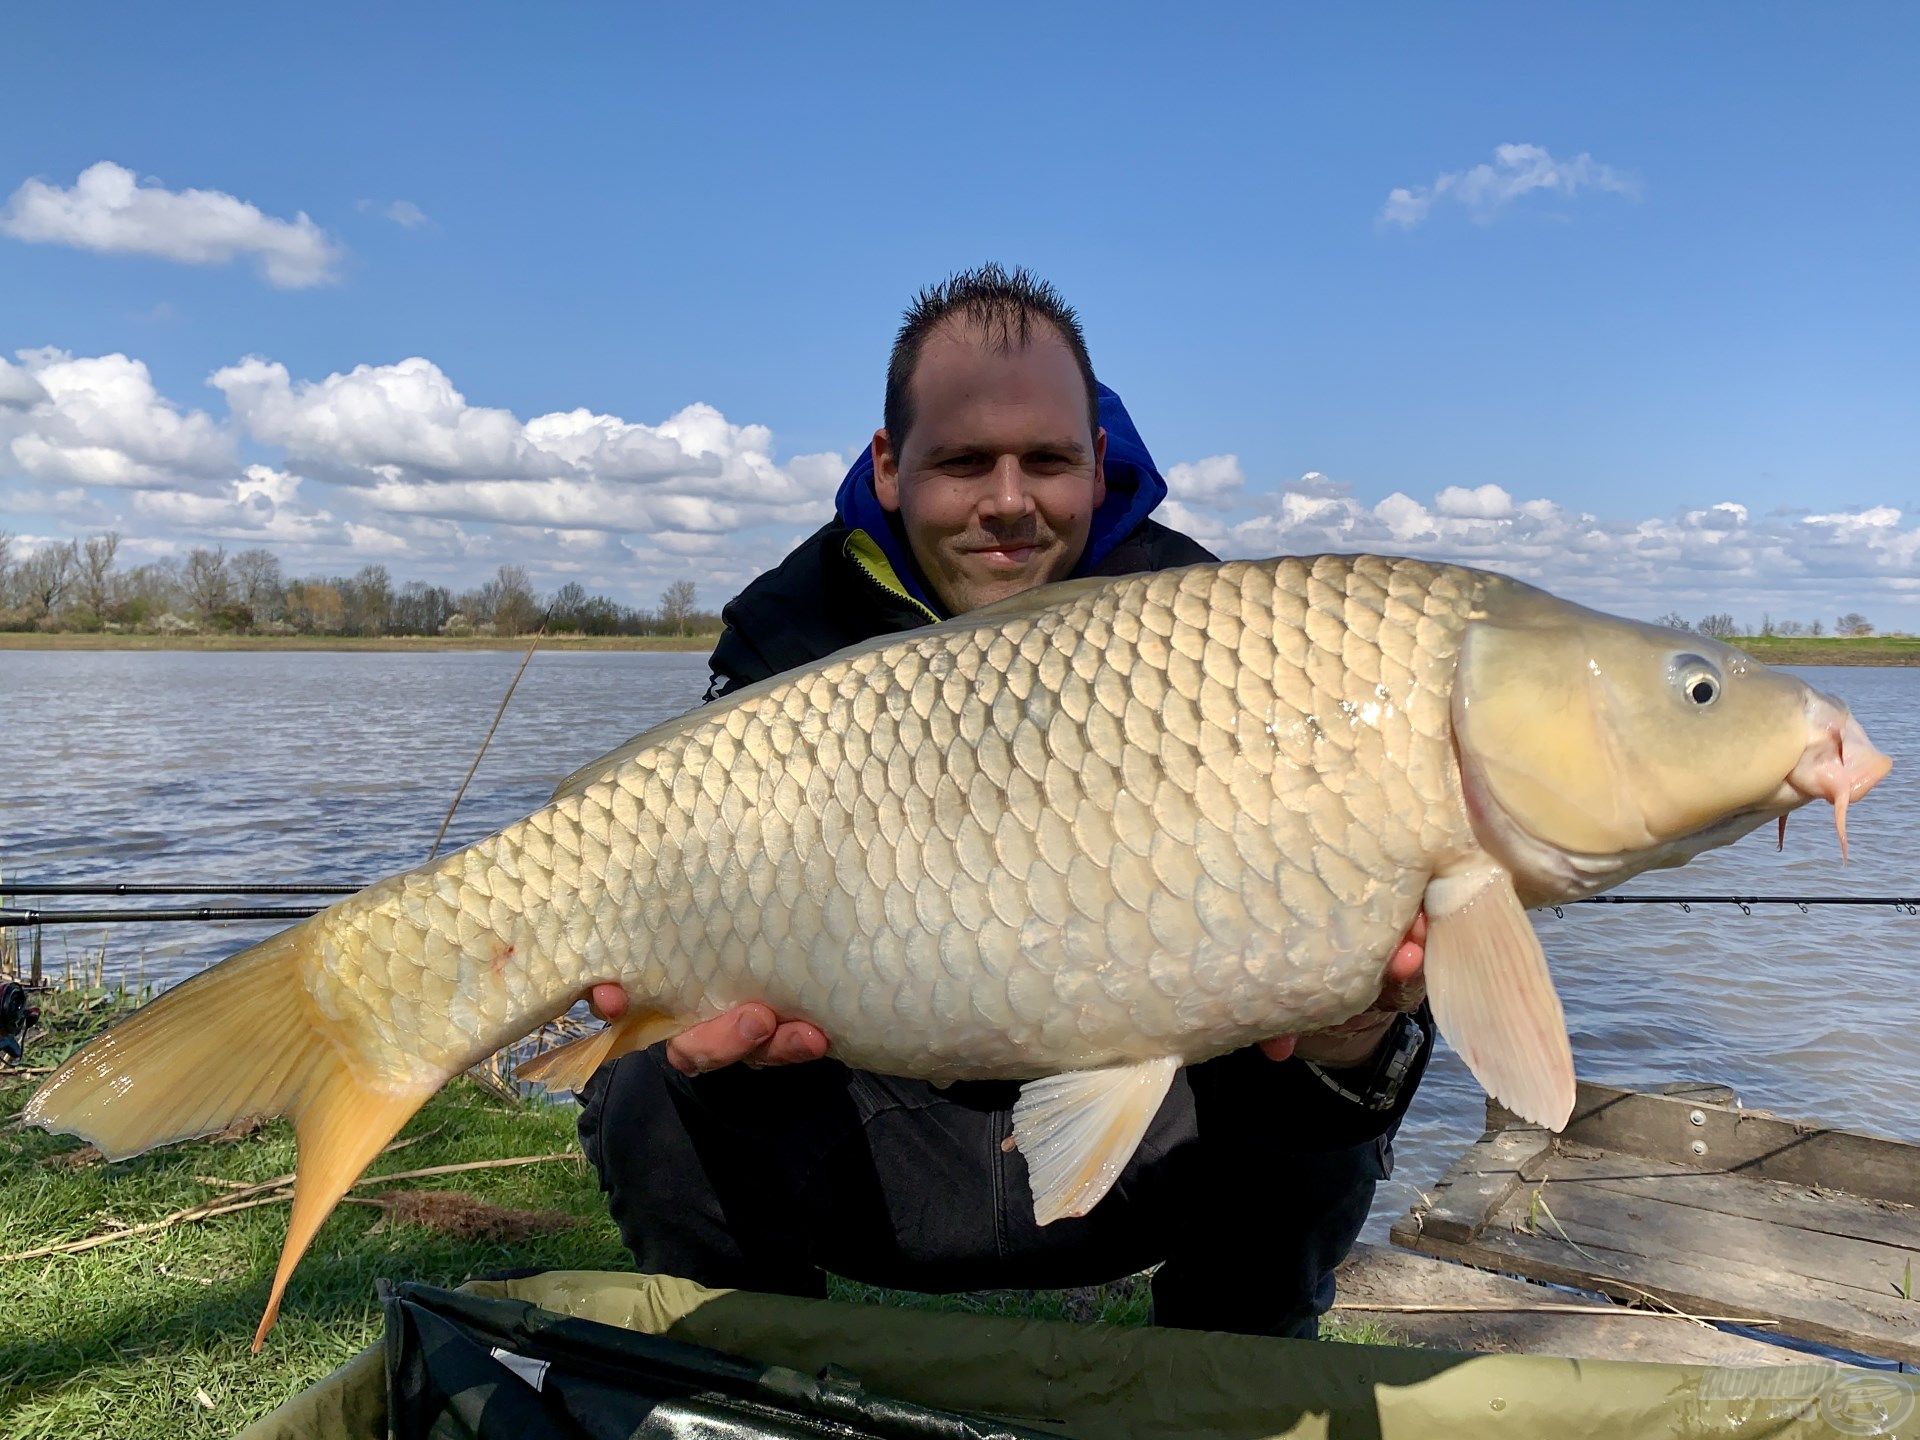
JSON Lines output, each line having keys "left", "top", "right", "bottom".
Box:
{"left": 1774, "top": 692, "right": 1892, "bottom": 860}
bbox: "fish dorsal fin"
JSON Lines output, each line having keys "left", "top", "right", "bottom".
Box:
{"left": 515, "top": 1008, "right": 683, "bottom": 1092}
{"left": 549, "top": 573, "right": 1126, "bottom": 804}
{"left": 1423, "top": 863, "right": 1576, "bottom": 1130}
{"left": 1012, "top": 1056, "right": 1179, "bottom": 1225}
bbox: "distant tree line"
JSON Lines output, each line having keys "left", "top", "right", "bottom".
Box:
{"left": 0, "top": 531, "right": 718, "bottom": 639}
{"left": 1656, "top": 610, "right": 1884, "bottom": 639}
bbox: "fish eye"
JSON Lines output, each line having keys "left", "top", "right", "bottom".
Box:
{"left": 1673, "top": 654, "right": 1723, "bottom": 707}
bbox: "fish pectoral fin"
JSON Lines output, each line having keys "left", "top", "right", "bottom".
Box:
{"left": 516, "top": 1010, "right": 681, "bottom": 1093}
{"left": 1011, "top": 1056, "right": 1180, "bottom": 1226}
{"left": 1423, "top": 864, "right": 1576, "bottom": 1131}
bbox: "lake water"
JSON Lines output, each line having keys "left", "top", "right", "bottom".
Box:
{"left": 2, "top": 649, "right": 1915, "bottom": 1238}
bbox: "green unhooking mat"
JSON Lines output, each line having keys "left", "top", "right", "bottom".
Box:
{"left": 235, "top": 1271, "right": 1916, "bottom": 1440}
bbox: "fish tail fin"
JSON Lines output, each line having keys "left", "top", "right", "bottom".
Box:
{"left": 255, "top": 1070, "right": 423, "bottom": 1350}
{"left": 22, "top": 924, "right": 432, "bottom": 1349}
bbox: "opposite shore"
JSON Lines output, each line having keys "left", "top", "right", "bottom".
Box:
{"left": 2, "top": 631, "right": 1916, "bottom": 664}
{"left": 0, "top": 631, "right": 720, "bottom": 653}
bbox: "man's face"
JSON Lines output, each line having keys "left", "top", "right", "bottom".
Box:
{"left": 872, "top": 321, "right": 1106, "bottom": 616}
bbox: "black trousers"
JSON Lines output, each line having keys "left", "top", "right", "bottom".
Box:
{"left": 576, "top": 1045, "right": 1394, "bottom": 1340}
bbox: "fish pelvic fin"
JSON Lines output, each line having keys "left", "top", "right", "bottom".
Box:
{"left": 21, "top": 923, "right": 432, "bottom": 1350}
{"left": 1012, "top": 1056, "right": 1180, "bottom": 1225}
{"left": 1423, "top": 864, "right": 1576, "bottom": 1131}
{"left": 516, "top": 1008, "right": 682, "bottom": 1092}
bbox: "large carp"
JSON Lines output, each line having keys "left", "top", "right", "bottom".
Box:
{"left": 27, "top": 555, "right": 1890, "bottom": 1346}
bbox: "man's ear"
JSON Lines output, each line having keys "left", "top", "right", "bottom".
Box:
{"left": 871, "top": 428, "right": 901, "bottom": 512}
{"left": 1092, "top": 426, "right": 1108, "bottom": 508}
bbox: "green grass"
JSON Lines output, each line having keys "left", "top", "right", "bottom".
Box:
{"left": 1730, "top": 634, "right": 1920, "bottom": 666}
{"left": 0, "top": 983, "right": 635, "bottom": 1439}
{"left": 1, "top": 981, "right": 1400, "bottom": 1438}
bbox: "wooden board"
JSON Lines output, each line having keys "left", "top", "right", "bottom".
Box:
{"left": 1333, "top": 1242, "right": 1807, "bottom": 1366}
{"left": 1394, "top": 1080, "right": 1920, "bottom": 1366}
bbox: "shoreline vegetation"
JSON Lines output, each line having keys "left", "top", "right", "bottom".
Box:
{"left": 0, "top": 630, "right": 720, "bottom": 652}
{"left": 3, "top": 631, "right": 1916, "bottom": 663}
{"left": 0, "top": 966, "right": 1396, "bottom": 1439}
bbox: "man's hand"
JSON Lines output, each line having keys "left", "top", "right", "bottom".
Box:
{"left": 1258, "top": 910, "right": 1426, "bottom": 1068}
{"left": 587, "top": 983, "right": 829, "bottom": 1076}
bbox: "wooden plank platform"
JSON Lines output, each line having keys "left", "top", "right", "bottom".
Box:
{"left": 1391, "top": 1081, "right": 1920, "bottom": 1366}
{"left": 1333, "top": 1242, "right": 1807, "bottom": 1365}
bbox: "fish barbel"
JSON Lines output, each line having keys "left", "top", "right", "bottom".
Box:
{"left": 25, "top": 554, "right": 1891, "bottom": 1346}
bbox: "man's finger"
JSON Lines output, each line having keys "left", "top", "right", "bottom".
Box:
{"left": 759, "top": 1022, "right": 829, "bottom": 1067}
{"left": 1258, "top": 1034, "right": 1298, "bottom": 1062}
{"left": 588, "top": 982, "right": 628, "bottom": 1022}
{"left": 666, "top": 1005, "right": 777, "bottom": 1075}
{"left": 1383, "top": 937, "right": 1424, "bottom": 986}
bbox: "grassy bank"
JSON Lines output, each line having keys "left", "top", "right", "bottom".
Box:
{"left": 1730, "top": 634, "right": 1920, "bottom": 666}
{"left": 0, "top": 632, "right": 719, "bottom": 653}
{"left": 0, "top": 979, "right": 1398, "bottom": 1438}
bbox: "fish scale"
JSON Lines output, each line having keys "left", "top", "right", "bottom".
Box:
{"left": 296, "top": 554, "right": 1471, "bottom": 1088}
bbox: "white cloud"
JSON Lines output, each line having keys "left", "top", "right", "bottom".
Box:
{"left": 385, "top": 200, "right": 430, "bottom": 229}
{"left": 1, "top": 348, "right": 232, "bottom": 489}
{"left": 1164, "top": 453, "right": 1244, "bottom": 508}
{"left": 1, "top": 161, "right": 342, "bottom": 287}
{"left": 1160, "top": 466, "right": 1920, "bottom": 626}
{"left": 1433, "top": 483, "right": 1514, "bottom": 519}
{"left": 1381, "top": 143, "right": 1641, "bottom": 228}
{"left": 0, "top": 357, "right": 49, "bottom": 410}
{"left": 211, "top": 355, "right": 844, "bottom": 530}
{"left": 8, "top": 342, "right": 1915, "bottom": 626}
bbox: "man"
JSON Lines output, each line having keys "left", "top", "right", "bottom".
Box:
{"left": 578, "top": 265, "right": 1431, "bottom": 1338}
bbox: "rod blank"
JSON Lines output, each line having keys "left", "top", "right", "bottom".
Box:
{"left": 0, "top": 906, "right": 326, "bottom": 929}
{"left": 0, "top": 883, "right": 360, "bottom": 897}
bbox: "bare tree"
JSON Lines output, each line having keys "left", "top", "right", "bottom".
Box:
{"left": 392, "top": 581, "right": 454, "bottom": 635}
{"left": 286, "top": 578, "right": 345, "bottom": 633}
{"left": 1776, "top": 619, "right": 1806, "bottom": 636}
{"left": 659, "top": 580, "right": 698, "bottom": 636}
{"left": 231, "top": 548, "right": 285, "bottom": 623}
{"left": 181, "top": 546, "right": 234, "bottom": 622}
{"left": 16, "top": 541, "right": 77, "bottom": 618}
{"left": 76, "top": 531, "right": 121, "bottom": 620}
{"left": 1656, "top": 611, "right": 1692, "bottom": 631}
{"left": 1809, "top": 618, "right": 1825, "bottom": 637}
{"left": 343, "top": 563, "right": 394, "bottom": 635}
{"left": 1836, "top": 612, "right": 1873, "bottom": 637}
{"left": 1696, "top": 613, "right": 1738, "bottom": 638}
{"left": 486, "top": 564, "right": 540, "bottom": 636}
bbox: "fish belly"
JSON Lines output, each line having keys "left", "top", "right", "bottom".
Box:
{"left": 307, "top": 555, "right": 1481, "bottom": 1086}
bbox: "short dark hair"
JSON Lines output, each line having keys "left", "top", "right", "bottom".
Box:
{"left": 884, "top": 264, "right": 1099, "bottom": 451}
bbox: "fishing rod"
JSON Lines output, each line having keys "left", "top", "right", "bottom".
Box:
{"left": 0, "top": 906, "right": 329, "bottom": 929}
{"left": 0, "top": 883, "right": 361, "bottom": 897}
{"left": 2, "top": 893, "right": 1916, "bottom": 929}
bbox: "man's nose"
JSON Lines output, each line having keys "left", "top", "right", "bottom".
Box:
{"left": 980, "top": 456, "right": 1035, "bottom": 520}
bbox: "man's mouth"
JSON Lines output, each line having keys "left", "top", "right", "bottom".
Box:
{"left": 967, "top": 540, "right": 1043, "bottom": 567}
{"left": 975, "top": 545, "right": 1037, "bottom": 566}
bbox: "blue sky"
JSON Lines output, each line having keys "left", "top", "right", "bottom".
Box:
{"left": 2, "top": 4, "right": 1915, "bottom": 626}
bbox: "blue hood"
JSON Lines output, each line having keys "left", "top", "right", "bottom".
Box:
{"left": 833, "top": 382, "right": 1170, "bottom": 617}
